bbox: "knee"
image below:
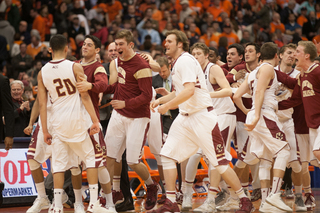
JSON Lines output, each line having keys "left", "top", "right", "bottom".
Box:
{"left": 70, "top": 167, "right": 82, "bottom": 176}
{"left": 28, "top": 159, "right": 40, "bottom": 171}
{"left": 161, "top": 156, "right": 177, "bottom": 170}
{"left": 313, "top": 150, "right": 320, "bottom": 161}
{"left": 259, "top": 160, "right": 272, "bottom": 180}
{"left": 235, "top": 160, "right": 247, "bottom": 169}
{"left": 290, "top": 161, "right": 302, "bottom": 173}
{"left": 301, "top": 162, "right": 309, "bottom": 174}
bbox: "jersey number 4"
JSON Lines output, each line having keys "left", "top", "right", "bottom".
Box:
{"left": 53, "top": 78, "right": 76, "bottom": 97}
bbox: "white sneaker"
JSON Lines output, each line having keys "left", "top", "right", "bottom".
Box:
{"left": 216, "top": 197, "right": 239, "bottom": 211}
{"left": 87, "top": 200, "right": 115, "bottom": 213}
{"left": 26, "top": 196, "right": 51, "bottom": 213}
{"left": 266, "top": 192, "right": 293, "bottom": 212}
{"left": 259, "top": 201, "right": 287, "bottom": 213}
{"left": 295, "top": 193, "right": 307, "bottom": 212}
{"left": 193, "top": 198, "right": 215, "bottom": 212}
{"left": 52, "top": 207, "right": 64, "bottom": 213}
{"left": 181, "top": 192, "right": 192, "bottom": 210}
{"left": 74, "top": 202, "right": 86, "bottom": 213}
{"left": 105, "top": 206, "right": 117, "bottom": 213}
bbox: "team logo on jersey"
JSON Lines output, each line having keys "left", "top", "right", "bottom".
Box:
{"left": 52, "top": 65, "right": 58, "bottom": 69}
{"left": 30, "top": 137, "right": 34, "bottom": 146}
{"left": 95, "top": 144, "right": 102, "bottom": 152}
{"left": 302, "top": 80, "right": 315, "bottom": 97}
{"left": 216, "top": 144, "right": 223, "bottom": 153}
{"left": 118, "top": 67, "right": 126, "bottom": 84}
{"left": 276, "top": 132, "right": 284, "bottom": 140}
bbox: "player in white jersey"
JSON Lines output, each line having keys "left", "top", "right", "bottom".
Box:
{"left": 149, "top": 30, "right": 253, "bottom": 213}
{"left": 275, "top": 44, "right": 307, "bottom": 211}
{"left": 37, "top": 35, "right": 109, "bottom": 213}
{"left": 179, "top": 42, "right": 236, "bottom": 212}
{"left": 234, "top": 42, "right": 292, "bottom": 212}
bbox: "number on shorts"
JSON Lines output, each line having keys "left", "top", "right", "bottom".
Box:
{"left": 53, "top": 78, "right": 76, "bottom": 97}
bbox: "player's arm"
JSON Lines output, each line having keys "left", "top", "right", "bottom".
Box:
{"left": 76, "top": 67, "right": 108, "bottom": 93}
{"left": 37, "top": 71, "right": 52, "bottom": 144}
{"left": 109, "top": 60, "right": 118, "bottom": 85}
{"left": 150, "top": 91, "right": 176, "bottom": 112}
{"left": 73, "top": 63, "right": 100, "bottom": 135}
{"left": 209, "top": 65, "right": 232, "bottom": 98}
{"left": 278, "top": 83, "right": 302, "bottom": 110}
{"left": 245, "top": 66, "right": 274, "bottom": 131}
{"left": 140, "top": 53, "right": 161, "bottom": 72}
{"left": 275, "top": 69, "right": 297, "bottom": 89}
{"left": 233, "top": 75, "right": 251, "bottom": 115}
{"left": 24, "top": 97, "right": 39, "bottom": 135}
{"left": 157, "top": 82, "right": 195, "bottom": 115}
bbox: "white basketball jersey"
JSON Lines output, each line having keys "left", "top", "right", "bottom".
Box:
{"left": 248, "top": 62, "right": 278, "bottom": 111}
{"left": 274, "top": 65, "right": 300, "bottom": 122}
{"left": 204, "top": 62, "right": 236, "bottom": 115}
{"left": 172, "top": 52, "right": 213, "bottom": 114}
{"left": 38, "top": 93, "right": 52, "bottom": 131}
{"left": 41, "top": 59, "right": 91, "bottom": 142}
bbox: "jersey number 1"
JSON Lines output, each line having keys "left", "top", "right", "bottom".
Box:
{"left": 53, "top": 78, "right": 76, "bottom": 97}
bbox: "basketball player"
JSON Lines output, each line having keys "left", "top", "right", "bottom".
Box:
{"left": 37, "top": 34, "right": 108, "bottom": 213}
{"left": 279, "top": 41, "right": 320, "bottom": 210}
{"left": 75, "top": 35, "right": 116, "bottom": 211}
{"left": 103, "top": 30, "right": 158, "bottom": 211}
{"left": 275, "top": 43, "right": 306, "bottom": 211}
{"left": 149, "top": 29, "right": 253, "bottom": 213}
{"left": 233, "top": 42, "right": 292, "bottom": 212}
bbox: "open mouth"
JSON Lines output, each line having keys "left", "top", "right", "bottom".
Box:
{"left": 118, "top": 51, "right": 123, "bottom": 55}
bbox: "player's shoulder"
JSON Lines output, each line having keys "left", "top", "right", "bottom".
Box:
{"left": 132, "top": 54, "right": 151, "bottom": 69}
{"left": 233, "top": 62, "right": 246, "bottom": 71}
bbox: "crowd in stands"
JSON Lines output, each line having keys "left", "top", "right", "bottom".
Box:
{"left": 1, "top": 0, "right": 320, "bottom": 136}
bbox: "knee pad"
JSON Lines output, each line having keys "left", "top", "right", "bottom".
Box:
{"left": 28, "top": 159, "right": 40, "bottom": 171}
{"left": 215, "top": 165, "right": 229, "bottom": 174}
{"left": 161, "top": 156, "right": 177, "bottom": 170}
{"left": 235, "top": 159, "right": 247, "bottom": 169}
{"left": 289, "top": 161, "right": 302, "bottom": 173}
{"left": 259, "top": 160, "right": 272, "bottom": 180}
{"left": 154, "top": 154, "right": 162, "bottom": 166}
{"left": 70, "top": 167, "right": 81, "bottom": 176}
{"left": 301, "top": 162, "right": 309, "bottom": 174}
{"left": 274, "top": 149, "right": 290, "bottom": 171}
{"left": 310, "top": 159, "right": 320, "bottom": 168}
{"left": 98, "top": 166, "right": 111, "bottom": 184}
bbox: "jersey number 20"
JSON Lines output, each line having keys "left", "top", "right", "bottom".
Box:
{"left": 53, "top": 78, "right": 76, "bottom": 97}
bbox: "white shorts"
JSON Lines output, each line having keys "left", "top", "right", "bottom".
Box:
{"left": 147, "top": 109, "right": 163, "bottom": 158}
{"left": 51, "top": 132, "right": 101, "bottom": 173}
{"left": 281, "top": 119, "right": 300, "bottom": 164}
{"left": 218, "top": 113, "right": 236, "bottom": 154}
{"left": 296, "top": 134, "right": 312, "bottom": 163}
{"left": 246, "top": 109, "right": 289, "bottom": 162}
{"left": 160, "top": 107, "right": 229, "bottom": 166}
{"left": 310, "top": 127, "right": 320, "bottom": 164}
{"left": 105, "top": 110, "right": 150, "bottom": 164}
{"left": 234, "top": 121, "right": 249, "bottom": 158}
{"left": 89, "top": 129, "right": 106, "bottom": 167}
{"left": 27, "top": 124, "right": 52, "bottom": 164}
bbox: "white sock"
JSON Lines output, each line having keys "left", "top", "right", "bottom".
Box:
{"left": 261, "top": 188, "right": 269, "bottom": 203}
{"left": 185, "top": 181, "right": 193, "bottom": 194}
{"left": 54, "top": 189, "right": 64, "bottom": 209}
{"left": 181, "top": 181, "right": 186, "bottom": 194}
{"left": 167, "top": 191, "right": 176, "bottom": 203}
{"left": 304, "top": 185, "right": 311, "bottom": 193}
{"left": 208, "top": 187, "right": 219, "bottom": 200}
{"left": 219, "top": 180, "right": 228, "bottom": 192}
{"left": 74, "top": 189, "right": 82, "bottom": 204}
{"left": 271, "top": 177, "right": 282, "bottom": 194}
{"left": 89, "top": 184, "right": 98, "bottom": 204}
{"left": 113, "top": 176, "right": 121, "bottom": 191}
{"left": 295, "top": 185, "right": 302, "bottom": 194}
{"left": 145, "top": 175, "right": 153, "bottom": 185}
{"left": 235, "top": 188, "right": 246, "bottom": 199}
{"left": 35, "top": 182, "right": 46, "bottom": 198}
{"left": 229, "top": 187, "right": 238, "bottom": 199}
{"left": 105, "top": 192, "right": 114, "bottom": 207}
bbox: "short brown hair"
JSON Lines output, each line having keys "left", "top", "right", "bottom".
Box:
{"left": 260, "top": 42, "right": 278, "bottom": 60}
{"left": 279, "top": 43, "right": 296, "bottom": 55}
{"left": 166, "top": 29, "right": 189, "bottom": 52}
{"left": 298, "top": 41, "right": 318, "bottom": 61}
{"left": 115, "top": 29, "right": 134, "bottom": 44}
{"left": 190, "top": 42, "right": 210, "bottom": 56}
{"left": 156, "top": 56, "right": 169, "bottom": 68}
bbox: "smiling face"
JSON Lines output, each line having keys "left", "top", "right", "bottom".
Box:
{"left": 192, "top": 48, "right": 207, "bottom": 66}
{"left": 11, "top": 83, "right": 23, "bottom": 100}
{"left": 165, "top": 34, "right": 179, "bottom": 58}
{"left": 227, "top": 47, "right": 243, "bottom": 68}
{"left": 107, "top": 42, "right": 118, "bottom": 61}
{"left": 115, "top": 38, "right": 133, "bottom": 58}
{"left": 82, "top": 38, "right": 98, "bottom": 59}
{"left": 280, "top": 47, "right": 295, "bottom": 67}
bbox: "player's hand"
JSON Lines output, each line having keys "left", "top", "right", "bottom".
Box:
{"left": 244, "top": 117, "right": 259, "bottom": 131}
{"left": 111, "top": 100, "right": 125, "bottom": 109}
{"left": 44, "top": 132, "right": 52, "bottom": 145}
{"left": 24, "top": 125, "right": 33, "bottom": 135}
{"left": 150, "top": 100, "right": 160, "bottom": 112}
{"left": 155, "top": 87, "right": 170, "bottom": 96}
{"left": 76, "top": 76, "right": 92, "bottom": 92}
{"left": 157, "top": 103, "right": 169, "bottom": 115}
{"left": 231, "top": 82, "right": 241, "bottom": 88}
{"left": 24, "top": 101, "right": 30, "bottom": 111}
{"left": 235, "top": 69, "right": 246, "bottom": 80}
{"left": 140, "top": 53, "right": 149, "bottom": 62}
{"left": 4, "top": 136, "right": 13, "bottom": 150}
{"left": 89, "top": 122, "right": 100, "bottom": 135}
{"left": 98, "top": 93, "right": 103, "bottom": 106}
{"left": 313, "top": 39, "right": 320, "bottom": 54}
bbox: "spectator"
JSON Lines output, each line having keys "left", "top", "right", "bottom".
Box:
{"left": 207, "top": 0, "right": 225, "bottom": 21}
{"left": 72, "top": 0, "right": 85, "bottom": 15}
{"left": 302, "top": 11, "right": 320, "bottom": 41}
{"left": 200, "top": 24, "right": 219, "bottom": 46}
{"left": 105, "top": 0, "right": 123, "bottom": 23}
{"left": 137, "top": 18, "right": 161, "bottom": 45}
{"left": 92, "top": 19, "right": 109, "bottom": 46}
{"left": 219, "top": 23, "right": 240, "bottom": 46}
{"left": 297, "top": 7, "right": 308, "bottom": 27}
{"left": 312, "top": 28, "right": 320, "bottom": 44}
{"left": 62, "top": 31, "right": 77, "bottom": 56}
{"left": 270, "top": 12, "right": 286, "bottom": 34}
{"left": 187, "top": 22, "right": 200, "bottom": 46}
{"left": 200, "top": 13, "right": 214, "bottom": 34}
{"left": 140, "top": 34, "right": 153, "bottom": 51}
{"left": 189, "top": 0, "right": 203, "bottom": 15}
{"left": 243, "top": 3, "right": 256, "bottom": 26}
{"left": 123, "top": 4, "right": 141, "bottom": 24}
{"left": 158, "top": 10, "right": 170, "bottom": 33}
{"left": 54, "top": 2, "right": 69, "bottom": 34}
{"left": 298, "top": 0, "right": 315, "bottom": 15}
{"left": 11, "top": 43, "right": 33, "bottom": 79}
{"left": 11, "top": 33, "right": 23, "bottom": 58}
{"left": 87, "top": 3, "right": 107, "bottom": 24}
{"left": 280, "top": 0, "right": 297, "bottom": 24}
{"left": 285, "top": 13, "right": 301, "bottom": 35}
{"left": 4, "top": 0, "right": 20, "bottom": 32}
{"left": 35, "top": 46, "right": 51, "bottom": 65}
{"left": 39, "top": 5, "right": 53, "bottom": 41}
{"left": 143, "top": 8, "right": 159, "bottom": 31}
{"left": 258, "top": 24, "right": 272, "bottom": 43}
{"left": 26, "top": 59, "right": 42, "bottom": 86}
{"left": 236, "top": 10, "right": 249, "bottom": 28}
{"left": 139, "top": 0, "right": 153, "bottom": 14}
{"left": 0, "top": 35, "right": 9, "bottom": 69}
{"left": 218, "top": 36, "right": 228, "bottom": 62}
{"left": 20, "top": 0, "right": 33, "bottom": 28}
{"left": 26, "top": 30, "right": 47, "bottom": 59}
{"left": 240, "top": 29, "right": 252, "bottom": 44}
{"left": 18, "top": 20, "right": 31, "bottom": 45}
{"left": 0, "top": 12, "right": 15, "bottom": 53}
{"left": 30, "top": 8, "right": 46, "bottom": 42}
{"left": 150, "top": 1, "right": 162, "bottom": 22}
{"left": 10, "top": 80, "right": 31, "bottom": 137}
{"left": 179, "top": 0, "right": 193, "bottom": 23}
{"left": 68, "top": 15, "right": 86, "bottom": 40}
{"left": 256, "top": 0, "right": 274, "bottom": 25}
{"left": 171, "top": 13, "right": 183, "bottom": 30}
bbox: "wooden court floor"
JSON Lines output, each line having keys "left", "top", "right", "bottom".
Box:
{"left": 2, "top": 189, "right": 320, "bottom": 212}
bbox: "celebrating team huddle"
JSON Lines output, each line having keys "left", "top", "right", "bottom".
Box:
{"left": 24, "top": 29, "right": 320, "bottom": 213}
